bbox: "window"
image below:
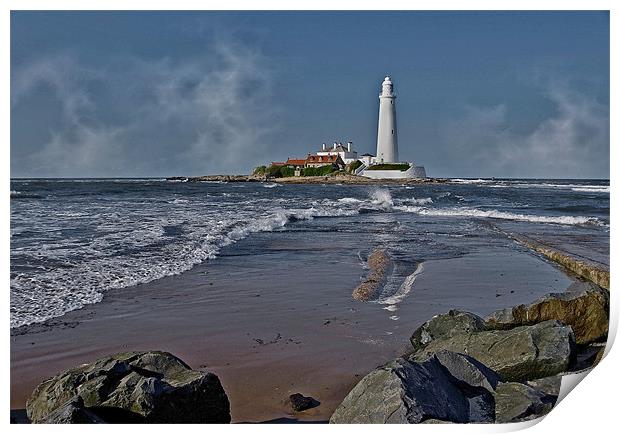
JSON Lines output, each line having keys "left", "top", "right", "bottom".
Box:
{"left": 391, "top": 129, "right": 394, "bottom": 135}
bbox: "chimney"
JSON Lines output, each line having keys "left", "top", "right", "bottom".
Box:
{"left": 347, "top": 141, "right": 352, "bottom": 152}
{"left": 322, "top": 143, "right": 326, "bottom": 151}
{"left": 333, "top": 142, "right": 337, "bottom": 150}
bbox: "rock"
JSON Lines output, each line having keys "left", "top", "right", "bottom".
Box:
{"left": 494, "top": 382, "right": 556, "bottom": 423}
{"left": 525, "top": 376, "right": 562, "bottom": 397}
{"left": 289, "top": 393, "right": 319, "bottom": 412}
{"left": 329, "top": 352, "right": 496, "bottom": 424}
{"left": 39, "top": 396, "right": 104, "bottom": 424}
{"left": 431, "top": 350, "right": 500, "bottom": 393}
{"left": 413, "top": 320, "right": 575, "bottom": 382}
{"left": 485, "top": 281, "right": 609, "bottom": 345}
{"left": 410, "top": 310, "right": 486, "bottom": 352}
{"left": 26, "top": 351, "right": 230, "bottom": 424}
{"left": 352, "top": 250, "right": 391, "bottom": 301}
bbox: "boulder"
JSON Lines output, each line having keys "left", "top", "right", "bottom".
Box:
{"left": 410, "top": 310, "right": 486, "bottom": 352}
{"left": 26, "top": 351, "right": 230, "bottom": 424}
{"left": 494, "top": 382, "right": 556, "bottom": 423}
{"left": 289, "top": 393, "right": 319, "bottom": 412}
{"left": 329, "top": 351, "right": 497, "bottom": 424}
{"left": 412, "top": 320, "right": 575, "bottom": 382}
{"left": 485, "top": 281, "right": 609, "bottom": 345}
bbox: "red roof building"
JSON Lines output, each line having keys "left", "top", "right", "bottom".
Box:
{"left": 305, "top": 154, "right": 345, "bottom": 169}
{"left": 285, "top": 158, "right": 307, "bottom": 167}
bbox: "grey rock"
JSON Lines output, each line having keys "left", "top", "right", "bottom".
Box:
{"left": 485, "top": 281, "right": 609, "bottom": 345}
{"left": 329, "top": 352, "right": 496, "bottom": 424}
{"left": 526, "top": 376, "right": 562, "bottom": 397}
{"left": 431, "top": 350, "right": 500, "bottom": 393}
{"left": 494, "top": 382, "right": 556, "bottom": 423}
{"left": 413, "top": 320, "right": 575, "bottom": 382}
{"left": 26, "top": 351, "right": 230, "bottom": 424}
{"left": 410, "top": 310, "right": 486, "bottom": 352}
{"left": 39, "top": 396, "right": 104, "bottom": 424}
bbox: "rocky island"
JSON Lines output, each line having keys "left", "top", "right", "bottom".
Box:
{"left": 166, "top": 173, "right": 449, "bottom": 185}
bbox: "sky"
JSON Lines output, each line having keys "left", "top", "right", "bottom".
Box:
{"left": 10, "top": 11, "right": 610, "bottom": 178}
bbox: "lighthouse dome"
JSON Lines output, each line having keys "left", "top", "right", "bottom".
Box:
{"left": 380, "top": 75, "right": 394, "bottom": 96}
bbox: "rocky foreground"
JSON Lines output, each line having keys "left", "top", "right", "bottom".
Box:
{"left": 330, "top": 280, "right": 608, "bottom": 423}
{"left": 19, "top": 280, "right": 608, "bottom": 424}
{"left": 25, "top": 351, "right": 230, "bottom": 423}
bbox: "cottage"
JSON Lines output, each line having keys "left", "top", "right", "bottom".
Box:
{"left": 305, "top": 154, "right": 345, "bottom": 170}
{"left": 285, "top": 158, "right": 307, "bottom": 169}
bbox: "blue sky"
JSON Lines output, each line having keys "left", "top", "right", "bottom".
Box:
{"left": 11, "top": 11, "right": 609, "bottom": 178}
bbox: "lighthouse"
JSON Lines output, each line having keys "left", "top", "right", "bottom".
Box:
{"left": 376, "top": 76, "right": 399, "bottom": 163}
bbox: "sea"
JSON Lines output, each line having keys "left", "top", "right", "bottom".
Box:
{"left": 10, "top": 178, "right": 609, "bottom": 329}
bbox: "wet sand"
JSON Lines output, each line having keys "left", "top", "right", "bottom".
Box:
{"left": 11, "top": 230, "right": 573, "bottom": 422}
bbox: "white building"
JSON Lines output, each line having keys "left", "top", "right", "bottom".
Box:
{"left": 376, "top": 76, "right": 399, "bottom": 163}
{"left": 317, "top": 141, "right": 358, "bottom": 164}
{"left": 358, "top": 75, "right": 427, "bottom": 179}
{"left": 359, "top": 153, "right": 375, "bottom": 167}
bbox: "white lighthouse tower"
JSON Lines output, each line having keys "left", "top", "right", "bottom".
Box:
{"left": 376, "top": 76, "right": 399, "bottom": 163}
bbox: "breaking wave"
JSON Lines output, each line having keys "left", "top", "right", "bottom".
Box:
{"left": 402, "top": 197, "right": 433, "bottom": 205}
{"left": 10, "top": 204, "right": 359, "bottom": 328}
{"left": 11, "top": 190, "right": 43, "bottom": 199}
{"left": 370, "top": 188, "right": 393, "bottom": 210}
{"left": 394, "top": 205, "right": 603, "bottom": 226}
{"left": 571, "top": 186, "right": 610, "bottom": 193}
{"left": 450, "top": 179, "right": 609, "bottom": 193}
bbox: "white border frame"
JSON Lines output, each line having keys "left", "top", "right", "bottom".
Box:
{"left": 2, "top": 2, "right": 616, "bottom": 433}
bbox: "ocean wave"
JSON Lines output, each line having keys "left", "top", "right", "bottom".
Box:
{"left": 571, "top": 186, "right": 610, "bottom": 193}
{"left": 501, "top": 182, "right": 609, "bottom": 191}
{"left": 394, "top": 205, "right": 603, "bottom": 226}
{"left": 262, "top": 183, "right": 279, "bottom": 188}
{"left": 370, "top": 188, "right": 394, "bottom": 210}
{"left": 338, "top": 197, "right": 364, "bottom": 204}
{"left": 401, "top": 197, "right": 433, "bottom": 205}
{"left": 10, "top": 190, "right": 43, "bottom": 199}
{"left": 450, "top": 178, "right": 492, "bottom": 184}
{"left": 10, "top": 203, "right": 361, "bottom": 328}
{"left": 449, "top": 179, "right": 609, "bottom": 192}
